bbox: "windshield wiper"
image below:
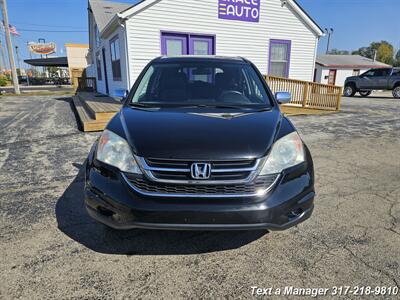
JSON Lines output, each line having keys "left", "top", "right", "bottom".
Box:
{"left": 186, "top": 104, "right": 271, "bottom": 110}
{"left": 129, "top": 102, "right": 153, "bottom": 107}
{"left": 128, "top": 103, "right": 162, "bottom": 110}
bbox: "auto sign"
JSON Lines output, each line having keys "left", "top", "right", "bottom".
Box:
{"left": 218, "top": 0, "right": 261, "bottom": 23}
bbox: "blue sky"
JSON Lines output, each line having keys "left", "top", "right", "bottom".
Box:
{"left": 297, "top": 0, "right": 400, "bottom": 54}
{"left": 2, "top": 0, "right": 399, "bottom": 69}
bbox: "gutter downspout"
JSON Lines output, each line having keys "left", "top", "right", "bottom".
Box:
{"left": 311, "top": 37, "right": 319, "bottom": 82}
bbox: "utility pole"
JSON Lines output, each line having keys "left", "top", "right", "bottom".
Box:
{"left": 325, "top": 28, "right": 334, "bottom": 55}
{"left": 15, "top": 45, "right": 21, "bottom": 71}
{"left": 0, "top": 42, "right": 3, "bottom": 71}
{"left": 1, "top": 0, "right": 20, "bottom": 94}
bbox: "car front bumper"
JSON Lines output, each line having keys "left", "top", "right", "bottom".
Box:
{"left": 84, "top": 143, "right": 315, "bottom": 231}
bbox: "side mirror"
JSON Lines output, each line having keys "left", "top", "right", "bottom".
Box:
{"left": 275, "top": 92, "right": 292, "bottom": 104}
{"left": 115, "top": 89, "right": 129, "bottom": 102}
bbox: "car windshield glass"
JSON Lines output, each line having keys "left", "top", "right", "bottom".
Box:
{"left": 130, "top": 61, "right": 272, "bottom": 107}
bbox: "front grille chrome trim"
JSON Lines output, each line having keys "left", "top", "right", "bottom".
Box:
{"left": 121, "top": 173, "right": 280, "bottom": 198}
{"left": 135, "top": 156, "right": 265, "bottom": 185}
{"left": 137, "top": 157, "right": 260, "bottom": 173}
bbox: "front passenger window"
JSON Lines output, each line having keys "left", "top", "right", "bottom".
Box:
{"left": 364, "top": 70, "right": 375, "bottom": 77}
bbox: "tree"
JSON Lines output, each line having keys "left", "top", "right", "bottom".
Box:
{"left": 352, "top": 46, "right": 374, "bottom": 58}
{"left": 352, "top": 41, "right": 394, "bottom": 65}
{"left": 376, "top": 41, "right": 394, "bottom": 65}
{"left": 329, "top": 48, "right": 350, "bottom": 55}
{"left": 394, "top": 50, "right": 400, "bottom": 67}
{"left": 47, "top": 66, "right": 60, "bottom": 77}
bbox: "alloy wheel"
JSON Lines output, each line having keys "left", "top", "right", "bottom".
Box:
{"left": 393, "top": 87, "right": 400, "bottom": 99}
{"left": 344, "top": 86, "right": 353, "bottom": 97}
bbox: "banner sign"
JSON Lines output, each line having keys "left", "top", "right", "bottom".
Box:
{"left": 28, "top": 42, "right": 56, "bottom": 55}
{"left": 218, "top": 0, "right": 260, "bottom": 23}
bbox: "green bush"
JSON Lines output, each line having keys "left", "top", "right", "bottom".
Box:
{"left": 0, "top": 75, "right": 8, "bottom": 87}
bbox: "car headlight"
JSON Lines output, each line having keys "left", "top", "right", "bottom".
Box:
{"left": 260, "top": 131, "right": 305, "bottom": 175}
{"left": 96, "top": 129, "right": 142, "bottom": 174}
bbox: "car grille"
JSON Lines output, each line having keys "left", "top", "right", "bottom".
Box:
{"left": 137, "top": 157, "right": 260, "bottom": 183}
{"left": 123, "top": 174, "right": 279, "bottom": 197}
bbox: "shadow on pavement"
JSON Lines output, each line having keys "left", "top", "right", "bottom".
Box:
{"left": 55, "top": 97, "right": 82, "bottom": 131}
{"left": 56, "top": 163, "right": 267, "bottom": 255}
{"left": 353, "top": 95, "right": 395, "bottom": 99}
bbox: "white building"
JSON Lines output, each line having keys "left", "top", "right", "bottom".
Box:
{"left": 88, "top": 0, "right": 323, "bottom": 96}
{"left": 65, "top": 43, "right": 90, "bottom": 78}
{"left": 314, "top": 54, "right": 391, "bottom": 87}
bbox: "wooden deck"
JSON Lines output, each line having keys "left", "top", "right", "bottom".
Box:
{"left": 265, "top": 75, "right": 342, "bottom": 111}
{"left": 72, "top": 92, "right": 121, "bottom": 132}
{"left": 281, "top": 105, "right": 338, "bottom": 116}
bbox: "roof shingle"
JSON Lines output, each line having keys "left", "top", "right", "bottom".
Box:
{"left": 316, "top": 55, "right": 391, "bottom": 68}
{"left": 89, "top": 0, "right": 132, "bottom": 32}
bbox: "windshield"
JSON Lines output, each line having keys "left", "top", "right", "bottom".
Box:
{"left": 130, "top": 61, "right": 272, "bottom": 107}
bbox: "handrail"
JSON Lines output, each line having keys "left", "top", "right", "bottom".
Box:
{"left": 77, "top": 77, "right": 97, "bottom": 92}
{"left": 264, "top": 75, "right": 342, "bottom": 111}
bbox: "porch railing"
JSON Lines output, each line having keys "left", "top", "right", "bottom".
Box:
{"left": 264, "top": 75, "right": 342, "bottom": 111}
{"left": 77, "top": 77, "right": 97, "bottom": 92}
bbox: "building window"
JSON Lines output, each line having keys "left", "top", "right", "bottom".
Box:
{"left": 160, "top": 32, "right": 215, "bottom": 56}
{"left": 269, "top": 39, "right": 291, "bottom": 78}
{"left": 110, "top": 35, "right": 121, "bottom": 81}
{"left": 353, "top": 69, "right": 360, "bottom": 76}
{"left": 96, "top": 52, "right": 102, "bottom": 80}
{"left": 95, "top": 25, "right": 100, "bottom": 48}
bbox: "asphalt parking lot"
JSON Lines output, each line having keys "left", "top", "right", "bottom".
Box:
{"left": 0, "top": 94, "right": 399, "bottom": 299}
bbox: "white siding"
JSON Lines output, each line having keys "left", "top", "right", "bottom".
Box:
{"left": 125, "top": 0, "right": 319, "bottom": 87}
{"left": 89, "top": 14, "right": 129, "bottom": 96}
{"left": 315, "top": 65, "right": 369, "bottom": 87}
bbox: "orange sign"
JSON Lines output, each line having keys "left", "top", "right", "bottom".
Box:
{"left": 28, "top": 42, "right": 56, "bottom": 55}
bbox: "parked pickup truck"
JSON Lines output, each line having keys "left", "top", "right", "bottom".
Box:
{"left": 343, "top": 67, "right": 400, "bottom": 98}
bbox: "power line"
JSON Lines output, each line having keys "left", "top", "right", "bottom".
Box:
{"left": 12, "top": 22, "right": 86, "bottom": 29}
{"left": 18, "top": 28, "right": 88, "bottom": 33}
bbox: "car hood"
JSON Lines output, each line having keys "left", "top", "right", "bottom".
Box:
{"left": 119, "top": 107, "right": 281, "bottom": 160}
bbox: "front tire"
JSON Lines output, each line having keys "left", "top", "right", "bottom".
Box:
{"left": 343, "top": 84, "right": 356, "bottom": 97}
{"left": 359, "top": 91, "right": 371, "bottom": 97}
{"left": 393, "top": 86, "right": 400, "bottom": 99}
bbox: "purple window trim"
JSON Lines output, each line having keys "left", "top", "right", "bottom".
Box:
{"left": 160, "top": 31, "right": 216, "bottom": 55}
{"left": 268, "top": 39, "right": 291, "bottom": 78}
{"left": 160, "top": 33, "right": 188, "bottom": 56}
{"left": 190, "top": 36, "right": 214, "bottom": 55}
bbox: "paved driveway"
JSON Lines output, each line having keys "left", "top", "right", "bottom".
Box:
{"left": 0, "top": 95, "right": 399, "bottom": 299}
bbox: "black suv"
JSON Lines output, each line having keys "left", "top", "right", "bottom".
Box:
{"left": 85, "top": 56, "right": 315, "bottom": 231}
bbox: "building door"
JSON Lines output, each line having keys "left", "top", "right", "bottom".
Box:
{"left": 102, "top": 48, "right": 109, "bottom": 94}
{"left": 313, "top": 68, "right": 317, "bottom": 82}
{"left": 161, "top": 32, "right": 215, "bottom": 56}
{"left": 328, "top": 69, "right": 336, "bottom": 85}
